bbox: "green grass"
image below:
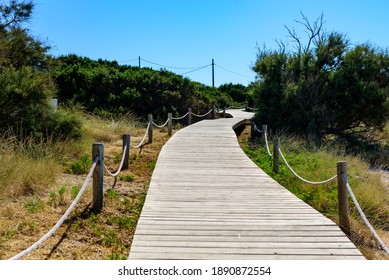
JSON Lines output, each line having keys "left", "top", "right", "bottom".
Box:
{"left": 71, "top": 185, "right": 81, "bottom": 199}
{"left": 24, "top": 198, "right": 45, "bottom": 213}
{"left": 242, "top": 133, "right": 389, "bottom": 258}
{"left": 107, "top": 253, "right": 127, "bottom": 260}
{"left": 119, "top": 174, "right": 135, "bottom": 182}
{"left": 107, "top": 216, "right": 137, "bottom": 230}
{"left": 145, "top": 161, "right": 156, "bottom": 171}
{"left": 106, "top": 188, "right": 120, "bottom": 200}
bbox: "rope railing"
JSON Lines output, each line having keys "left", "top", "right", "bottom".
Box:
{"left": 9, "top": 157, "right": 99, "bottom": 260}
{"left": 130, "top": 122, "right": 151, "bottom": 148}
{"left": 152, "top": 118, "right": 169, "bottom": 128}
{"left": 171, "top": 111, "right": 189, "bottom": 120}
{"left": 251, "top": 121, "right": 389, "bottom": 256}
{"left": 8, "top": 104, "right": 223, "bottom": 259}
{"left": 278, "top": 146, "right": 337, "bottom": 185}
{"left": 342, "top": 174, "right": 389, "bottom": 255}
{"left": 252, "top": 122, "right": 263, "bottom": 133}
{"left": 191, "top": 108, "right": 214, "bottom": 118}
{"left": 215, "top": 107, "right": 224, "bottom": 114}
{"left": 104, "top": 144, "right": 128, "bottom": 177}
{"left": 263, "top": 131, "right": 273, "bottom": 157}
{"left": 226, "top": 106, "right": 245, "bottom": 110}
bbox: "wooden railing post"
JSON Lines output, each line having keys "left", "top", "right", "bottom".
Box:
{"left": 168, "top": 113, "right": 172, "bottom": 136}
{"left": 272, "top": 137, "right": 280, "bottom": 173}
{"left": 122, "top": 134, "right": 130, "bottom": 170}
{"left": 262, "top": 125, "right": 268, "bottom": 136}
{"left": 188, "top": 108, "right": 192, "bottom": 125}
{"left": 212, "top": 105, "right": 216, "bottom": 119}
{"left": 337, "top": 161, "right": 350, "bottom": 236}
{"left": 148, "top": 114, "right": 153, "bottom": 144}
{"left": 92, "top": 143, "right": 104, "bottom": 213}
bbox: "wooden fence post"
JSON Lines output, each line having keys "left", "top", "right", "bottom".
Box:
{"left": 272, "top": 137, "right": 280, "bottom": 173}
{"left": 168, "top": 113, "right": 172, "bottom": 136}
{"left": 148, "top": 114, "right": 153, "bottom": 144}
{"left": 122, "top": 134, "right": 130, "bottom": 170}
{"left": 212, "top": 105, "right": 216, "bottom": 119}
{"left": 337, "top": 161, "right": 351, "bottom": 236}
{"left": 188, "top": 108, "right": 192, "bottom": 125}
{"left": 92, "top": 143, "right": 104, "bottom": 213}
{"left": 262, "top": 125, "right": 268, "bottom": 136}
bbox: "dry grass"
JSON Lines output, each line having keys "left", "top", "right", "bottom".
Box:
{"left": 0, "top": 111, "right": 171, "bottom": 260}
{"left": 81, "top": 112, "right": 141, "bottom": 144}
{"left": 0, "top": 137, "right": 62, "bottom": 199}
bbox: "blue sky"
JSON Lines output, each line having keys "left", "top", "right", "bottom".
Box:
{"left": 30, "top": 0, "right": 389, "bottom": 86}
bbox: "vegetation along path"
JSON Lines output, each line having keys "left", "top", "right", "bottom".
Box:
{"left": 129, "top": 109, "right": 364, "bottom": 260}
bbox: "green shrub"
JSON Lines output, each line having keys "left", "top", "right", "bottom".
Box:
{"left": 68, "top": 154, "right": 92, "bottom": 174}
{"left": 0, "top": 67, "right": 82, "bottom": 140}
{"left": 252, "top": 15, "right": 389, "bottom": 142}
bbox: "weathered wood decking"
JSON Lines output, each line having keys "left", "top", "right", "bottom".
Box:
{"left": 128, "top": 110, "right": 364, "bottom": 260}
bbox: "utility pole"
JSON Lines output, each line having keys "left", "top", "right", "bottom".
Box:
{"left": 138, "top": 56, "right": 141, "bottom": 68}
{"left": 212, "top": 59, "right": 215, "bottom": 87}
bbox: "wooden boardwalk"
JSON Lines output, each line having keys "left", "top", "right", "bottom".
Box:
{"left": 128, "top": 109, "right": 364, "bottom": 260}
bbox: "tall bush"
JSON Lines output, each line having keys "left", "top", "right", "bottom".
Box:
{"left": 252, "top": 14, "right": 389, "bottom": 142}
{"left": 0, "top": 0, "right": 81, "bottom": 140}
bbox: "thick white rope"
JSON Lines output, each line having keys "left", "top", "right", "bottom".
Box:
{"left": 152, "top": 118, "right": 169, "bottom": 128}
{"left": 226, "top": 106, "right": 245, "bottom": 110}
{"left": 130, "top": 122, "right": 151, "bottom": 148}
{"left": 341, "top": 174, "right": 389, "bottom": 255}
{"left": 171, "top": 111, "right": 190, "bottom": 120}
{"left": 104, "top": 144, "right": 127, "bottom": 177}
{"left": 9, "top": 157, "right": 98, "bottom": 260}
{"left": 191, "top": 108, "right": 214, "bottom": 118}
{"left": 263, "top": 131, "right": 273, "bottom": 157}
{"left": 252, "top": 122, "right": 263, "bottom": 133}
{"left": 278, "top": 146, "right": 337, "bottom": 185}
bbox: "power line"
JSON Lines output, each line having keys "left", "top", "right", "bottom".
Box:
{"left": 117, "top": 57, "right": 255, "bottom": 86}
{"left": 141, "top": 58, "right": 207, "bottom": 70}
{"left": 215, "top": 64, "right": 255, "bottom": 79}
{"left": 180, "top": 64, "right": 212, "bottom": 75}
{"left": 118, "top": 58, "right": 138, "bottom": 63}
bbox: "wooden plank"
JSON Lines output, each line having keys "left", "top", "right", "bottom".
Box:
{"left": 133, "top": 235, "right": 352, "bottom": 243}
{"left": 128, "top": 109, "right": 364, "bottom": 260}
{"left": 129, "top": 252, "right": 365, "bottom": 260}
{"left": 130, "top": 246, "right": 362, "bottom": 256}
{"left": 132, "top": 240, "right": 357, "bottom": 249}
{"left": 133, "top": 229, "right": 348, "bottom": 237}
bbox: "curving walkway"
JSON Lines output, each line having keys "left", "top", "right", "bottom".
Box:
{"left": 128, "top": 109, "right": 364, "bottom": 260}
